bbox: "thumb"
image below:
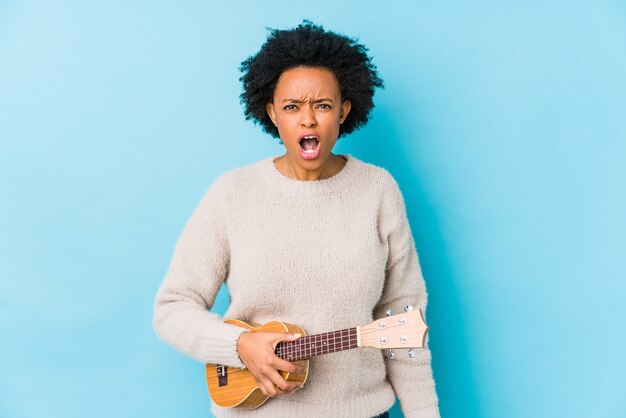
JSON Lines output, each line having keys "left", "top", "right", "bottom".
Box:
{"left": 281, "top": 332, "right": 302, "bottom": 341}
{"left": 272, "top": 332, "right": 302, "bottom": 350}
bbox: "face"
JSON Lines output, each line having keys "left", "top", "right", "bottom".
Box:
{"left": 266, "top": 66, "right": 351, "bottom": 168}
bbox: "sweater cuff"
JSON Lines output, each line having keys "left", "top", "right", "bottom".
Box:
{"left": 198, "top": 322, "right": 250, "bottom": 369}
{"left": 406, "top": 404, "right": 440, "bottom": 418}
{"left": 234, "top": 329, "right": 251, "bottom": 369}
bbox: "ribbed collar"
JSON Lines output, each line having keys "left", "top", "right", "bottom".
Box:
{"left": 258, "top": 153, "right": 360, "bottom": 195}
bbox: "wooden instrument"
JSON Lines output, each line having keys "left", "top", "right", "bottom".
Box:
{"left": 205, "top": 305, "right": 429, "bottom": 410}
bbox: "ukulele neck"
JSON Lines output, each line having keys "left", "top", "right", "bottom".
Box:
{"left": 275, "top": 327, "right": 359, "bottom": 361}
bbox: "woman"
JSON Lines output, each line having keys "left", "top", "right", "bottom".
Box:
{"left": 153, "top": 20, "right": 440, "bottom": 418}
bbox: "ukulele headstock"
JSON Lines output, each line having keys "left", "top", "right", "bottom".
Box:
{"left": 359, "top": 306, "right": 428, "bottom": 349}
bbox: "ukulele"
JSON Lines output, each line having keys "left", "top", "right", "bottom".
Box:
{"left": 206, "top": 305, "right": 429, "bottom": 410}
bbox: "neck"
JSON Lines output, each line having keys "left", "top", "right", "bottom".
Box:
{"left": 274, "top": 153, "right": 347, "bottom": 181}
{"left": 275, "top": 328, "right": 359, "bottom": 361}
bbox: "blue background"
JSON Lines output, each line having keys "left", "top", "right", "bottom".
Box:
{"left": 1, "top": 1, "right": 625, "bottom": 417}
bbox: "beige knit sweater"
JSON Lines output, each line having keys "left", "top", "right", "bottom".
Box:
{"left": 152, "top": 153, "right": 440, "bottom": 418}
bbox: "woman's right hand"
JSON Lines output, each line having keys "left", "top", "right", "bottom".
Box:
{"left": 236, "top": 331, "right": 306, "bottom": 398}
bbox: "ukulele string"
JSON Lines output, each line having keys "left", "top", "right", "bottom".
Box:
{"left": 215, "top": 322, "right": 411, "bottom": 377}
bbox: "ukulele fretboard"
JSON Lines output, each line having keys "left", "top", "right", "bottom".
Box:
{"left": 275, "top": 327, "right": 358, "bottom": 361}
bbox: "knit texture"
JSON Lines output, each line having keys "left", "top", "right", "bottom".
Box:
{"left": 153, "top": 154, "right": 440, "bottom": 418}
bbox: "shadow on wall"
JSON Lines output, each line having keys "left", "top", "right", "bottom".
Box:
{"left": 359, "top": 106, "right": 481, "bottom": 418}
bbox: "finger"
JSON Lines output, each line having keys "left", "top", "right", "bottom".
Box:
{"left": 289, "top": 332, "right": 302, "bottom": 340}
{"left": 266, "top": 368, "right": 291, "bottom": 392}
{"left": 285, "top": 381, "right": 304, "bottom": 394}
{"left": 259, "top": 379, "right": 276, "bottom": 397}
{"left": 266, "top": 373, "right": 302, "bottom": 395}
{"left": 267, "top": 382, "right": 284, "bottom": 397}
{"left": 271, "top": 332, "right": 302, "bottom": 350}
{"left": 272, "top": 357, "right": 307, "bottom": 374}
{"left": 254, "top": 371, "right": 274, "bottom": 397}
{"left": 277, "top": 332, "right": 302, "bottom": 342}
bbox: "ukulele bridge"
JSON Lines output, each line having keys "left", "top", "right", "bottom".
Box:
{"left": 216, "top": 364, "right": 228, "bottom": 387}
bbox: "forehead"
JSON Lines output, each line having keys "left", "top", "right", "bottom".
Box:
{"left": 273, "top": 66, "right": 340, "bottom": 98}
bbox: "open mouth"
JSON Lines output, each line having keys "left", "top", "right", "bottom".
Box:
{"left": 299, "top": 135, "right": 320, "bottom": 154}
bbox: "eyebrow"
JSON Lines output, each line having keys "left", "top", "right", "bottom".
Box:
{"left": 281, "top": 98, "right": 334, "bottom": 103}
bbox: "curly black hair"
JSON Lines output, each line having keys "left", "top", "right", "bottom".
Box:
{"left": 239, "top": 20, "right": 384, "bottom": 139}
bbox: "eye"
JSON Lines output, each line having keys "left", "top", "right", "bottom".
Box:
{"left": 283, "top": 104, "right": 297, "bottom": 110}
{"left": 317, "top": 103, "right": 332, "bottom": 109}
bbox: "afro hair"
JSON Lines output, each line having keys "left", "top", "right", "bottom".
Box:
{"left": 239, "top": 20, "right": 384, "bottom": 139}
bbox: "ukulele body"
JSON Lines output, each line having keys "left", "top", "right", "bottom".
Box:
{"left": 205, "top": 319, "right": 310, "bottom": 410}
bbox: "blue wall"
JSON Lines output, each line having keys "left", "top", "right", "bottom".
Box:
{"left": 1, "top": 1, "right": 625, "bottom": 417}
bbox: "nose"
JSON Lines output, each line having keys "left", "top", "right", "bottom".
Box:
{"left": 299, "top": 104, "right": 317, "bottom": 128}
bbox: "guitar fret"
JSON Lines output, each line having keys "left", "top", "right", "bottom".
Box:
{"left": 303, "top": 336, "right": 307, "bottom": 358}
{"left": 315, "top": 334, "right": 321, "bottom": 356}
{"left": 324, "top": 332, "right": 329, "bottom": 354}
{"left": 288, "top": 340, "right": 292, "bottom": 360}
{"left": 315, "top": 334, "right": 320, "bottom": 356}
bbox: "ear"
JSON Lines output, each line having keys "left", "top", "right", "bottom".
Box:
{"left": 339, "top": 100, "right": 352, "bottom": 124}
{"left": 266, "top": 103, "right": 277, "bottom": 126}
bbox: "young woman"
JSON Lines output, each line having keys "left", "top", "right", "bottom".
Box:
{"left": 153, "top": 20, "right": 440, "bottom": 418}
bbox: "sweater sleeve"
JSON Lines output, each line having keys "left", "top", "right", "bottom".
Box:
{"left": 152, "top": 177, "right": 249, "bottom": 369}
{"left": 373, "top": 174, "right": 441, "bottom": 418}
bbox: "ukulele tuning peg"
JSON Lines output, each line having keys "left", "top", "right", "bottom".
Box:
{"left": 404, "top": 305, "right": 414, "bottom": 312}
{"left": 387, "top": 349, "right": 395, "bottom": 359}
{"left": 408, "top": 348, "right": 416, "bottom": 359}
{"left": 385, "top": 309, "right": 393, "bottom": 316}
